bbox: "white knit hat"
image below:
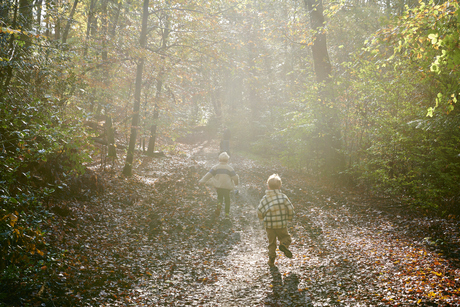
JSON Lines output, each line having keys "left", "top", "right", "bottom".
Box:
{"left": 219, "top": 152, "right": 230, "bottom": 162}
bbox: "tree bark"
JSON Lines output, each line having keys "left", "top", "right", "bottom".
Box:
{"left": 146, "top": 103, "right": 159, "bottom": 156}
{"left": 101, "top": 0, "right": 108, "bottom": 61}
{"left": 110, "top": 0, "right": 122, "bottom": 37}
{"left": 19, "top": 0, "right": 33, "bottom": 44}
{"left": 62, "top": 0, "right": 79, "bottom": 44}
{"left": 36, "top": 0, "right": 43, "bottom": 34}
{"left": 55, "top": 0, "right": 61, "bottom": 42}
{"left": 146, "top": 8, "right": 169, "bottom": 156}
{"left": 122, "top": 0, "right": 149, "bottom": 176}
{"left": 303, "top": 0, "right": 344, "bottom": 174}
{"left": 303, "top": 0, "right": 331, "bottom": 83}
{"left": 0, "top": 0, "right": 10, "bottom": 22}
{"left": 1, "top": 0, "right": 18, "bottom": 95}
{"left": 106, "top": 116, "right": 117, "bottom": 158}
{"left": 84, "top": 0, "right": 97, "bottom": 57}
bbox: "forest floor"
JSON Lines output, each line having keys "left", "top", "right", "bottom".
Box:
{"left": 35, "top": 141, "right": 460, "bottom": 306}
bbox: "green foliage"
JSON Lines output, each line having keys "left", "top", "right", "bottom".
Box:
{"left": 336, "top": 0, "right": 460, "bottom": 212}
{"left": 0, "top": 7, "right": 91, "bottom": 301}
{"left": 251, "top": 0, "right": 460, "bottom": 213}
{"left": 0, "top": 92, "right": 90, "bottom": 302}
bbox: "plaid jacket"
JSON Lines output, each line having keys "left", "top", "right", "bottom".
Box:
{"left": 257, "top": 189, "right": 294, "bottom": 229}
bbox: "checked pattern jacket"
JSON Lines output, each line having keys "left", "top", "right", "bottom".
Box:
{"left": 257, "top": 189, "right": 294, "bottom": 229}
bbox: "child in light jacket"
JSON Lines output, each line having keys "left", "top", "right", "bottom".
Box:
{"left": 199, "top": 152, "right": 239, "bottom": 217}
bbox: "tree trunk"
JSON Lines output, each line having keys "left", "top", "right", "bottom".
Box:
{"left": 146, "top": 103, "right": 159, "bottom": 156}
{"left": 303, "top": 0, "right": 331, "bottom": 83}
{"left": 304, "top": 0, "right": 343, "bottom": 174}
{"left": 36, "top": 0, "right": 43, "bottom": 34}
{"left": 84, "top": 0, "right": 97, "bottom": 57}
{"left": 101, "top": 0, "right": 108, "bottom": 61}
{"left": 45, "top": 0, "right": 50, "bottom": 37}
{"left": 62, "top": 0, "right": 79, "bottom": 44}
{"left": 110, "top": 0, "right": 122, "bottom": 37}
{"left": 0, "top": 0, "right": 10, "bottom": 22}
{"left": 1, "top": 0, "right": 18, "bottom": 95}
{"left": 55, "top": 0, "right": 61, "bottom": 42}
{"left": 19, "top": 0, "right": 32, "bottom": 47}
{"left": 122, "top": 0, "right": 149, "bottom": 176}
{"left": 146, "top": 8, "right": 169, "bottom": 156}
{"left": 106, "top": 116, "right": 117, "bottom": 158}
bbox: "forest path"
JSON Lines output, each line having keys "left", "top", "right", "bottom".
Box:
{"left": 51, "top": 142, "right": 460, "bottom": 306}
{"left": 132, "top": 144, "right": 307, "bottom": 306}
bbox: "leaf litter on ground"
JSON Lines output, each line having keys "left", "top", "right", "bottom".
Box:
{"left": 37, "top": 142, "right": 460, "bottom": 306}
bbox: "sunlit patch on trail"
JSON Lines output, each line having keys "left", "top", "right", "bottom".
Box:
{"left": 138, "top": 176, "right": 158, "bottom": 186}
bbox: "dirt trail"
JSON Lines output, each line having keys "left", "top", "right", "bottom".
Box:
{"left": 119, "top": 145, "right": 311, "bottom": 306}
{"left": 48, "top": 143, "right": 460, "bottom": 306}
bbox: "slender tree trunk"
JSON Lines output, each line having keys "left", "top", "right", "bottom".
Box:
{"left": 106, "top": 116, "right": 117, "bottom": 158}
{"left": 146, "top": 103, "right": 159, "bottom": 156}
{"left": 36, "top": 0, "right": 43, "bottom": 34}
{"left": 1, "top": 0, "right": 18, "bottom": 96}
{"left": 122, "top": 0, "right": 149, "bottom": 176}
{"left": 101, "top": 0, "right": 108, "bottom": 61}
{"left": 104, "top": 0, "right": 122, "bottom": 154}
{"left": 55, "top": 0, "right": 61, "bottom": 41}
{"left": 62, "top": 0, "right": 79, "bottom": 44}
{"left": 18, "top": 0, "right": 32, "bottom": 85}
{"left": 19, "top": 0, "right": 32, "bottom": 34}
{"left": 84, "top": 0, "right": 96, "bottom": 57}
{"left": 110, "top": 0, "right": 122, "bottom": 37}
{"left": 0, "top": 0, "right": 10, "bottom": 22}
{"left": 146, "top": 72, "right": 162, "bottom": 156}
{"left": 146, "top": 8, "right": 169, "bottom": 156}
{"left": 45, "top": 0, "right": 50, "bottom": 37}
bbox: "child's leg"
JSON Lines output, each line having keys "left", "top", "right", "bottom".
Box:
{"left": 266, "top": 228, "right": 277, "bottom": 258}
{"left": 278, "top": 228, "right": 292, "bottom": 248}
{"left": 216, "top": 188, "right": 224, "bottom": 204}
{"left": 222, "top": 189, "right": 231, "bottom": 214}
{"left": 277, "top": 228, "right": 293, "bottom": 258}
{"left": 215, "top": 188, "right": 224, "bottom": 215}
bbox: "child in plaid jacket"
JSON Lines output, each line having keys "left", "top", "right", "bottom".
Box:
{"left": 257, "top": 174, "right": 294, "bottom": 266}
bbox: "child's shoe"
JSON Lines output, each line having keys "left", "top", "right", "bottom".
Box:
{"left": 279, "top": 244, "right": 293, "bottom": 258}
{"left": 268, "top": 256, "right": 276, "bottom": 267}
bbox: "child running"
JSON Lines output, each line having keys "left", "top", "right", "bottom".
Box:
{"left": 199, "top": 152, "right": 239, "bottom": 218}
{"left": 257, "top": 173, "right": 294, "bottom": 266}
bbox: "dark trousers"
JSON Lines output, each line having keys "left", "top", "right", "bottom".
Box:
{"left": 216, "top": 188, "right": 231, "bottom": 214}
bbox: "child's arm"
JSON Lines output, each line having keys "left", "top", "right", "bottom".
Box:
{"left": 257, "top": 199, "right": 265, "bottom": 220}
{"left": 285, "top": 198, "right": 294, "bottom": 222}
{"left": 232, "top": 174, "right": 239, "bottom": 186}
{"left": 198, "top": 169, "right": 213, "bottom": 185}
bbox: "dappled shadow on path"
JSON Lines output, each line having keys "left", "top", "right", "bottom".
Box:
{"left": 264, "top": 267, "right": 309, "bottom": 306}
{"left": 44, "top": 142, "right": 460, "bottom": 306}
